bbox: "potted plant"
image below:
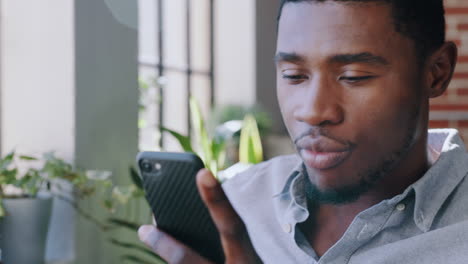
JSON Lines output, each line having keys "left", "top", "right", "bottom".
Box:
{"left": 0, "top": 152, "right": 110, "bottom": 264}
{"left": 102, "top": 98, "right": 265, "bottom": 263}
{"left": 161, "top": 98, "right": 265, "bottom": 178}
{"left": 209, "top": 104, "right": 272, "bottom": 166}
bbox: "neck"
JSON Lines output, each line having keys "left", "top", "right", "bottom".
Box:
{"left": 323, "top": 132, "right": 430, "bottom": 218}
{"left": 302, "top": 132, "right": 431, "bottom": 257}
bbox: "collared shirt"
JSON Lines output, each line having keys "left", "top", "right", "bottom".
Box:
{"left": 222, "top": 129, "right": 468, "bottom": 263}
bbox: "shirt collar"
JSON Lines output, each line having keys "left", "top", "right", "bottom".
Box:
{"left": 272, "top": 129, "right": 468, "bottom": 233}
{"left": 274, "top": 162, "right": 304, "bottom": 199}
{"left": 273, "top": 162, "right": 309, "bottom": 229}
{"left": 410, "top": 129, "right": 468, "bottom": 232}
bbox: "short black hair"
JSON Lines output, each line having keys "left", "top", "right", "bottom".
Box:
{"left": 277, "top": 0, "right": 446, "bottom": 62}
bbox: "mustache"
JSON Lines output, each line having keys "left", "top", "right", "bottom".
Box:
{"left": 293, "top": 127, "right": 355, "bottom": 148}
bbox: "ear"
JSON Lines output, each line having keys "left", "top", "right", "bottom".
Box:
{"left": 425, "top": 42, "right": 458, "bottom": 98}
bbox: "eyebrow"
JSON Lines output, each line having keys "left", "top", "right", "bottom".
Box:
{"left": 329, "top": 52, "right": 390, "bottom": 66}
{"left": 274, "top": 51, "right": 390, "bottom": 66}
{"left": 274, "top": 52, "right": 306, "bottom": 64}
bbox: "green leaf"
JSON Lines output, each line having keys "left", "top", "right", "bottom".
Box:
{"left": 211, "top": 140, "right": 227, "bottom": 175}
{"left": 0, "top": 198, "right": 5, "bottom": 218}
{"left": 108, "top": 218, "right": 141, "bottom": 231}
{"left": 86, "top": 170, "right": 112, "bottom": 181}
{"left": 0, "top": 151, "right": 15, "bottom": 171}
{"left": 18, "top": 169, "right": 43, "bottom": 196}
{"left": 129, "top": 166, "right": 144, "bottom": 190}
{"left": 3, "top": 168, "right": 19, "bottom": 184}
{"left": 15, "top": 174, "right": 32, "bottom": 187}
{"left": 138, "top": 119, "right": 148, "bottom": 129}
{"left": 109, "top": 238, "right": 165, "bottom": 262}
{"left": 211, "top": 139, "right": 226, "bottom": 160}
{"left": 103, "top": 199, "right": 115, "bottom": 212}
{"left": 139, "top": 78, "right": 150, "bottom": 90}
{"left": 19, "top": 155, "right": 37, "bottom": 161}
{"left": 112, "top": 186, "right": 135, "bottom": 204}
{"left": 120, "top": 255, "right": 166, "bottom": 264}
{"left": 160, "top": 127, "right": 193, "bottom": 153}
{"left": 189, "top": 97, "right": 211, "bottom": 168}
{"left": 239, "top": 115, "right": 263, "bottom": 164}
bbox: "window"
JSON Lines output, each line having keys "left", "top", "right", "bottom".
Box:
{"left": 138, "top": 0, "right": 216, "bottom": 151}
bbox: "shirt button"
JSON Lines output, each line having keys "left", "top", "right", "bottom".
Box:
{"left": 396, "top": 203, "right": 406, "bottom": 211}
{"left": 282, "top": 223, "right": 292, "bottom": 233}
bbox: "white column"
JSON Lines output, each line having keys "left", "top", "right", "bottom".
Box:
{"left": 0, "top": 0, "right": 76, "bottom": 160}
{"left": 215, "top": 0, "right": 256, "bottom": 106}
{"left": 0, "top": 0, "right": 139, "bottom": 263}
{"left": 1, "top": 1, "right": 77, "bottom": 262}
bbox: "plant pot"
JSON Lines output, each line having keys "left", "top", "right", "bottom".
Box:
{"left": 0, "top": 194, "right": 53, "bottom": 264}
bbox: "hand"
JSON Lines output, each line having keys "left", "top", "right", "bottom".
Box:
{"left": 138, "top": 169, "right": 262, "bottom": 264}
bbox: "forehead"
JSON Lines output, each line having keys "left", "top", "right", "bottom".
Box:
{"left": 277, "top": 2, "right": 413, "bottom": 61}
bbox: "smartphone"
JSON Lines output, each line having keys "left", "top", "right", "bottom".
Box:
{"left": 137, "top": 151, "right": 225, "bottom": 263}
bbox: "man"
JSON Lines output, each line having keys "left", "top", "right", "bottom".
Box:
{"left": 139, "top": 0, "right": 468, "bottom": 263}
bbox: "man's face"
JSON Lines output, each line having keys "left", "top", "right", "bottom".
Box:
{"left": 276, "top": 2, "right": 429, "bottom": 203}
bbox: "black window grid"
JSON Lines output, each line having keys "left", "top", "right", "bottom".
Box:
{"left": 139, "top": 0, "right": 216, "bottom": 149}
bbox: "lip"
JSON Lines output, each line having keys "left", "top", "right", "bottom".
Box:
{"left": 301, "top": 149, "right": 352, "bottom": 170}
{"left": 297, "top": 136, "right": 354, "bottom": 170}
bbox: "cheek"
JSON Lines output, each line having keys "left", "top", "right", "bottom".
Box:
{"left": 347, "top": 83, "right": 421, "bottom": 151}
{"left": 277, "top": 84, "right": 293, "bottom": 118}
{"left": 277, "top": 84, "right": 302, "bottom": 137}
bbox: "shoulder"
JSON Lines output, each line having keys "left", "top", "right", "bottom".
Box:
{"left": 222, "top": 155, "right": 300, "bottom": 193}
{"left": 435, "top": 170, "right": 468, "bottom": 226}
{"left": 432, "top": 151, "right": 468, "bottom": 228}
{"left": 221, "top": 154, "right": 300, "bottom": 207}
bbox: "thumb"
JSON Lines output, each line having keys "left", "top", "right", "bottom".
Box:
{"left": 196, "top": 169, "right": 261, "bottom": 263}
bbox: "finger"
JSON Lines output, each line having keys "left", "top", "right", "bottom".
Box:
{"left": 138, "top": 225, "right": 212, "bottom": 264}
{"left": 196, "top": 169, "right": 261, "bottom": 263}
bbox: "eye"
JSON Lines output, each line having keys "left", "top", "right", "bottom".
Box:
{"left": 339, "top": 76, "right": 375, "bottom": 83}
{"left": 282, "top": 74, "right": 309, "bottom": 84}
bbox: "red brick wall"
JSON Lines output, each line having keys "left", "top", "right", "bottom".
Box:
{"left": 429, "top": 0, "right": 468, "bottom": 144}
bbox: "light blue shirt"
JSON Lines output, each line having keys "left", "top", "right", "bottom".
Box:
{"left": 222, "top": 129, "right": 468, "bottom": 263}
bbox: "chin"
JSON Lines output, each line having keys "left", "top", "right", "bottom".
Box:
{"left": 303, "top": 164, "right": 376, "bottom": 204}
{"left": 304, "top": 173, "right": 371, "bottom": 205}
{"left": 305, "top": 164, "right": 356, "bottom": 188}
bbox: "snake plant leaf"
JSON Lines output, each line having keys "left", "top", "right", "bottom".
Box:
{"left": 161, "top": 97, "right": 228, "bottom": 177}
{"left": 211, "top": 140, "right": 227, "bottom": 175}
{"left": 160, "top": 127, "right": 193, "bottom": 153}
{"left": 211, "top": 139, "right": 226, "bottom": 159}
{"left": 239, "top": 114, "right": 263, "bottom": 164}
{"left": 189, "top": 97, "right": 212, "bottom": 166}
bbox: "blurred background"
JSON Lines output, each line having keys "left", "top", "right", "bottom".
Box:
{"left": 0, "top": 0, "right": 466, "bottom": 263}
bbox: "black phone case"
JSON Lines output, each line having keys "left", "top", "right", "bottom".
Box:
{"left": 137, "top": 152, "right": 225, "bottom": 263}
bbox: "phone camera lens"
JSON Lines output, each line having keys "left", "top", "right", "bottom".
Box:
{"left": 141, "top": 160, "right": 153, "bottom": 173}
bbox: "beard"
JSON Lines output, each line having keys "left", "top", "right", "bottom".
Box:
{"left": 303, "top": 108, "right": 421, "bottom": 205}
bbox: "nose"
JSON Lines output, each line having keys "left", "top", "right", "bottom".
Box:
{"left": 293, "top": 75, "right": 344, "bottom": 126}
